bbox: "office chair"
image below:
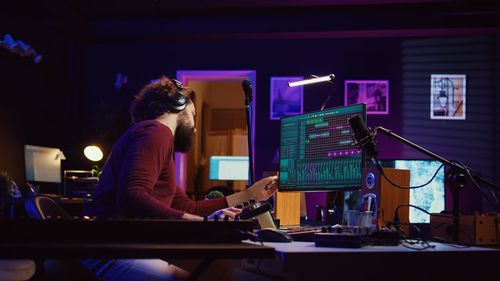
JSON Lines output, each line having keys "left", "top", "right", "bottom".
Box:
{"left": 24, "top": 196, "right": 101, "bottom": 281}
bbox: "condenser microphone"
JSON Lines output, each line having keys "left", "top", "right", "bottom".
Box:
{"left": 241, "top": 80, "right": 253, "bottom": 106}
{"left": 348, "top": 114, "right": 378, "bottom": 163}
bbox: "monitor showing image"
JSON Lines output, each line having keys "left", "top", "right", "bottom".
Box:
{"left": 209, "top": 156, "right": 249, "bottom": 181}
{"left": 380, "top": 159, "right": 446, "bottom": 223}
{"left": 24, "top": 145, "right": 64, "bottom": 183}
{"left": 279, "top": 103, "right": 366, "bottom": 191}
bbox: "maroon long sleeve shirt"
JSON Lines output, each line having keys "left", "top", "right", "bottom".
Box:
{"left": 84, "top": 120, "right": 227, "bottom": 219}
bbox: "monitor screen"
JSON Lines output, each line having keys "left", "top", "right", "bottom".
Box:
{"left": 209, "top": 156, "right": 249, "bottom": 181}
{"left": 24, "top": 145, "right": 63, "bottom": 183}
{"left": 379, "top": 159, "right": 445, "bottom": 223}
{"left": 279, "top": 103, "right": 366, "bottom": 191}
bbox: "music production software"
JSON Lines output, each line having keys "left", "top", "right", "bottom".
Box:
{"left": 279, "top": 104, "right": 366, "bottom": 191}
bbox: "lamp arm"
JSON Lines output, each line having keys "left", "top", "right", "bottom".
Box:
{"left": 320, "top": 75, "right": 337, "bottom": 111}
{"left": 374, "top": 126, "right": 499, "bottom": 192}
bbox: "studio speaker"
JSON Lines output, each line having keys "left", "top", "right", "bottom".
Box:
{"left": 361, "top": 167, "right": 410, "bottom": 233}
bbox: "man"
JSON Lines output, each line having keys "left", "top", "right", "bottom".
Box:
{"left": 81, "top": 77, "right": 278, "bottom": 280}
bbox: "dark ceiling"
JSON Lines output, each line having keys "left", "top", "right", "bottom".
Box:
{"left": 2, "top": 0, "right": 499, "bottom": 41}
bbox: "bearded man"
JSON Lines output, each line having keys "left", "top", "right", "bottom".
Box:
{"left": 81, "top": 76, "right": 277, "bottom": 281}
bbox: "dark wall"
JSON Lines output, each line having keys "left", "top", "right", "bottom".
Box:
{"left": 81, "top": 36, "right": 403, "bottom": 176}
{"left": 400, "top": 35, "right": 500, "bottom": 212}
{"left": 0, "top": 18, "right": 75, "bottom": 189}
{"left": 80, "top": 33, "right": 500, "bottom": 213}
{"left": 1, "top": 3, "right": 499, "bottom": 214}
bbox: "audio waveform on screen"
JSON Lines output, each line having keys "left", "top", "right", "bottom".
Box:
{"left": 288, "top": 158, "right": 362, "bottom": 187}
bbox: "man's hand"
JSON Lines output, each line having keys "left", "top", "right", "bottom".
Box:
{"left": 181, "top": 207, "right": 241, "bottom": 221}
{"left": 208, "top": 207, "right": 242, "bottom": 221}
{"left": 248, "top": 175, "right": 279, "bottom": 202}
{"left": 226, "top": 175, "right": 279, "bottom": 207}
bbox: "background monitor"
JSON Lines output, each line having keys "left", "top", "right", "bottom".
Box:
{"left": 379, "top": 159, "right": 446, "bottom": 223}
{"left": 279, "top": 103, "right": 366, "bottom": 191}
{"left": 24, "top": 145, "right": 64, "bottom": 183}
{"left": 209, "top": 156, "right": 249, "bottom": 181}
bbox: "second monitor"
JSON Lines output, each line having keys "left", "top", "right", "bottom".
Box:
{"left": 279, "top": 103, "right": 366, "bottom": 191}
{"left": 209, "top": 156, "right": 249, "bottom": 181}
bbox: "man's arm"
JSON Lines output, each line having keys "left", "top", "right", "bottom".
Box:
{"left": 171, "top": 186, "right": 228, "bottom": 216}
{"left": 225, "top": 189, "right": 250, "bottom": 207}
{"left": 226, "top": 175, "right": 279, "bottom": 206}
{"left": 181, "top": 212, "right": 203, "bottom": 221}
{"left": 172, "top": 176, "right": 278, "bottom": 216}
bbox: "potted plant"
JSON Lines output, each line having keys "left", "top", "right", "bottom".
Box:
{"left": 0, "top": 171, "right": 22, "bottom": 218}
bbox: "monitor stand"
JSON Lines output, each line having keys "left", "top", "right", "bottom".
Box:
{"left": 324, "top": 191, "right": 345, "bottom": 225}
{"left": 274, "top": 191, "right": 301, "bottom": 227}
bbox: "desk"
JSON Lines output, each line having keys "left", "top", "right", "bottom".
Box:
{"left": 0, "top": 219, "right": 275, "bottom": 280}
{"left": 244, "top": 241, "right": 500, "bottom": 281}
{"left": 0, "top": 242, "right": 274, "bottom": 260}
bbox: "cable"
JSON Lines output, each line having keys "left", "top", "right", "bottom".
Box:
{"left": 392, "top": 204, "right": 459, "bottom": 228}
{"left": 395, "top": 204, "right": 430, "bottom": 217}
{"left": 391, "top": 204, "right": 475, "bottom": 249}
{"left": 391, "top": 204, "right": 439, "bottom": 244}
{"left": 400, "top": 240, "right": 435, "bottom": 250}
{"left": 376, "top": 161, "right": 445, "bottom": 190}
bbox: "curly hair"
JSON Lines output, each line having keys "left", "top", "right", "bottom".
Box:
{"left": 130, "top": 76, "right": 195, "bottom": 123}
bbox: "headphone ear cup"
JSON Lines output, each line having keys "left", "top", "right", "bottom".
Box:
{"left": 169, "top": 91, "right": 187, "bottom": 111}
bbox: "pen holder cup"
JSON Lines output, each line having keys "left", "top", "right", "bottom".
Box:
{"left": 358, "top": 211, "right": 374, "bottom": 228}
{"left": 346, "top": 210, "right": 374, "bottom": 228}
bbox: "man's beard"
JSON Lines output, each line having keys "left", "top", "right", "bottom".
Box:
{"left": 174, "top": 119, "right": 195, "bottom": 153}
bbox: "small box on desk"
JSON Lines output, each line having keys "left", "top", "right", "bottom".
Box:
{"left": 430, "top": 213, "right": 500, "bottom": 245}
{"left": 63, "top": 170, "right": 98, "bottom": 198}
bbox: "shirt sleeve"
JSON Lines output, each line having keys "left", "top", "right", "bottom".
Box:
{"left": 171, "top": 186, "right": 228, "bottom": 216}
{"left": 115, "top": 124, "right": 185, "bottom": 219}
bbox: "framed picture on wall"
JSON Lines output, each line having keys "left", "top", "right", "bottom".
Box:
{"left": 344, "top": 80, "right": 389, "bottom": 115}
{"left": 270, "top": 76, "right": 303, "bottom": 120}
{"left": 430, "top": 74, "right": 466, "bottom": 120}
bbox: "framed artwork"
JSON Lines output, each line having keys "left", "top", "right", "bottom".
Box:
{"left": 344, "top": 80, "right": 389, "bottom": 115}
{"left": 430, "top": 74, "right": 466, "bottom": 120}
{"left": 270, "top": 76, "right": 303, "bottom": 120}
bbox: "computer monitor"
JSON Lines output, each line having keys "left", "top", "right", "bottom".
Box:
{"left": 24, "top": 145, "right": 64, "bottom": 183}
{"left": 279, "top": 103, "right": 366, "bottom": 191}
{"left": 379, "top": 159, "right": 446, "bottom": 223}
{"left": 209, "top": 156, "right": 249, "bottom": 181}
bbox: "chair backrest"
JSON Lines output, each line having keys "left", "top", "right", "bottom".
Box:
{"left": 24, "top": 196, "right": 72, "bottom": 220}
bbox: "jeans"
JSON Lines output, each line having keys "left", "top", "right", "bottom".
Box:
{"left": 81, "top": 259, "right": 184, "bottom": 281}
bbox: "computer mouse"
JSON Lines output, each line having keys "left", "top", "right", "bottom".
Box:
{"left": 255, "top": 228, "right": 293, "bottom": 243}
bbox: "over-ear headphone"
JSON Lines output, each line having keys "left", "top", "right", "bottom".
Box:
{"left": 167, "top": 78, "right": 187, "bottom": 112}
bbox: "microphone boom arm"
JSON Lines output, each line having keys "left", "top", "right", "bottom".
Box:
{"left": 374, "top": 126, "right": 498, "bottom": 192}
{"left": 372, "top": 125, "right": 498, "bottom": 244}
